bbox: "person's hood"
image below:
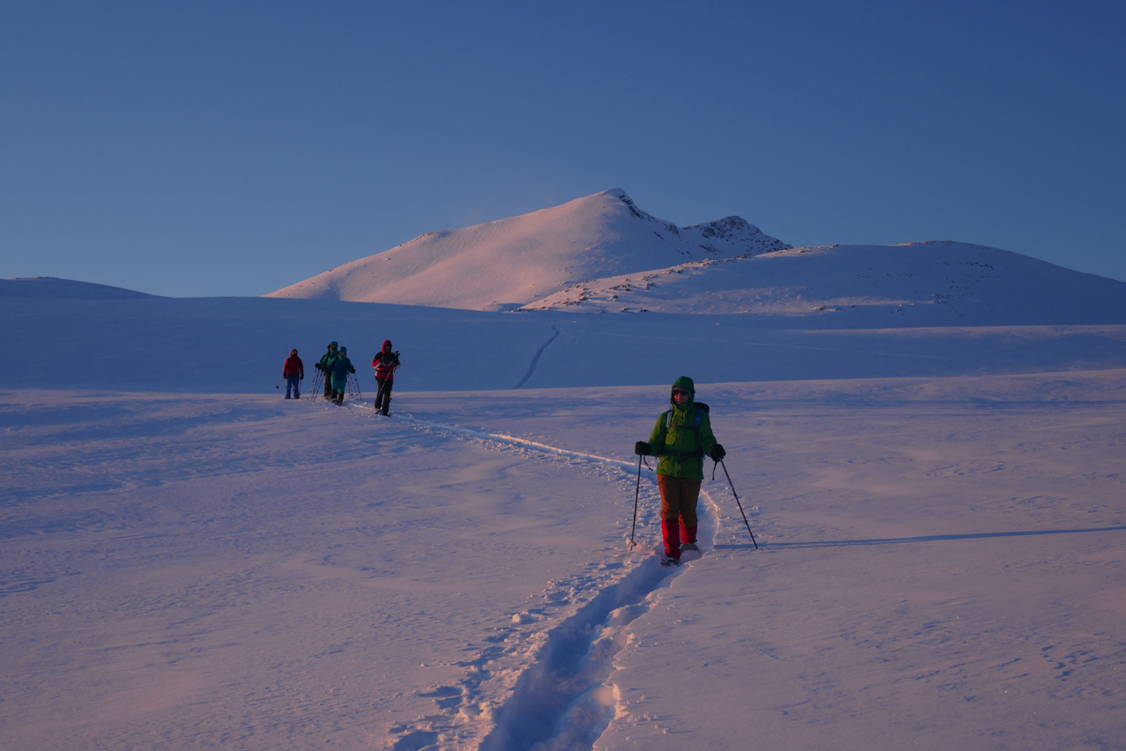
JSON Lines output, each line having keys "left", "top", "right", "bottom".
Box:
{"left": 339, "top": 347, "right": 348, "bottom": 354}
{"left": 670, "top": 376, "right": 696, "bottom": 407}
{"left": 382, "top": 340, "right": 393, "bottom": 351}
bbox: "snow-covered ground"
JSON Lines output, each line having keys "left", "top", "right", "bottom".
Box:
{"left": 3, "top": 368, "right": 1124, "bottom": 750}
{"left": 5, "top": 291, "right": 1126, "bottom": 395}
{"left": 5, "top": 221, "right": 1126, "bottom": 749}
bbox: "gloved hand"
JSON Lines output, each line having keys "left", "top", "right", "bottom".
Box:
{"left": 315, "top": 363, "right": 323, "bottom": 372}
{"left": 709, "top": 443, "right": 726, "bottom": 462}
{"left": 634, "top": 441, "right": 652, "bottom": 456}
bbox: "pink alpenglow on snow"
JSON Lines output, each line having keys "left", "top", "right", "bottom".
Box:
{"left": 266, "top": 189, "right": 789, "bottom": 311}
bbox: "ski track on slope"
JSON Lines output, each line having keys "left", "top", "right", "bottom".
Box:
{"left": 365, "top": 405, "right": 724, "bottom": 751}
{"left": 511, "top": 326, "right": 560, "bottom": 389}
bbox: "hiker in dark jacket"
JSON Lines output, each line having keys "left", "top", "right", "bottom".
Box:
{"left": 282, "top": 349, "right": 304, "bottom": 399}
{"left": 329, "top": 346, "right": 356, "bottom": 405}
{"left": 634, "top": 376, "right": 725, "bottom": 564}
{"left": 315, "top": 341, "right": 339, "bottom": 398}
{"left": 371, "top": 339, "right": 400, "bottom": 415}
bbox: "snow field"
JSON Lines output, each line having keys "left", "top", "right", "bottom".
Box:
{"left": 597, "top": 373, "right": 1126, "bottom": 750}
{"left": 391, "top": 409, "right": 720, "bottom": 750}
{"left": 2, "top": 368, "right": 1124, "bottom": 750}
{"left": 0, "top": 391, "right": 666, "bottom": 749}
{"left": 5, "top": 292, "right": 1126, "bottom": 397}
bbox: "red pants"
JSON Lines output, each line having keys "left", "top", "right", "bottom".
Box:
{"left": 658, "top": 474, "right": 701, "bottom": 558}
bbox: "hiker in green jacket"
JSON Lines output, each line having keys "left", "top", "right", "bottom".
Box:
{"left": 635, "top": 376, "right": 726, "bottom": 564}
{"left": 316, "top": 341, "right": 339, "bottom": 399}
{"left": 329, "top": 346, "right": 357, "bottom": 405}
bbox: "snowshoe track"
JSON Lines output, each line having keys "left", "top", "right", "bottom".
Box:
{"left": 383, "top": 411, "right": 722, "bottom": 750}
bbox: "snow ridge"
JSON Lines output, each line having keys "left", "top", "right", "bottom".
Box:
{"left": 0, "top": 276, "right": 158, "bottom": 299}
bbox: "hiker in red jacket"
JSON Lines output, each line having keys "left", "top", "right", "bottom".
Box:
{"left": 283, "top": 349, "right": 304, "bottom": 399}
{"left": 371, "top": 340, "right": 400, "bottom": 415}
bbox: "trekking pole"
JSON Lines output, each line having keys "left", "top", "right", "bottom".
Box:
{"left": 310, "top": 370, "right": 322, "bottom": 400}
{"left": 719, "top": 459, "right": 758, "bottom": 549}
{"left": 350, "top": 375, "right": 362, "bottom": 398}
{"left": 628, "top": 454, "right": 642, "bottom": 549}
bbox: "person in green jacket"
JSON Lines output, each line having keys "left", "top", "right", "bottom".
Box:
{"left": 635, "top": 376, "right": 726, "bottom": 564}
{"left": 316, "top": 341, "right": 339, "bottom": 399}
{"left": 329, "top": 346, "right": 357, "bottom": 405}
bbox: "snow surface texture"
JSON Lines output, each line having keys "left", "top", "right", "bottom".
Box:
{"left": 2, "top": 373, "right": 1125, "bottom": 750}
{"left": 266, "top": 189, "right": 790, "bottom": 311}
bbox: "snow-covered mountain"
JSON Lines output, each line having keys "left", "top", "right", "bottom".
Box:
{"left": 268, "top": 189, "right": 1126, "bottom": 326}
{"left": 523, "top": 241, "right": 1126, "bottom": 325}
{"left": 267, "top": 189, "right": 789, "bottom": 310}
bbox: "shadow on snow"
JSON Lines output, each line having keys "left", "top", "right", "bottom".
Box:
{"left": 715, "top": 525, "right": 1126, "bottom": 551}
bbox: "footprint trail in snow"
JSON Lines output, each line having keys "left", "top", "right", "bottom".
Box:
{"left": 380, "top": 410, "right": 724, "bottom": 751}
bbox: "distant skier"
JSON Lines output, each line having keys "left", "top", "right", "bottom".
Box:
{"left": 282, "top": 348, "right": 304, "bottom": 399}
{"left": 315, "top": 341, "right": 339, "bottom": 399}
{"left": 634, "top": 376, "right": 726, "bottom": 565}
{"left": 371, "top": 340, "right": 401, "bottom": 415}
{"left": 329, "top": 346, "right": 356, "bottom": 405}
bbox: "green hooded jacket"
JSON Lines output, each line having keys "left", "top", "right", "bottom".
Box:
{"left": 318, "top": 345, "right": 338, "bottom": 372}
{"left": 647, "top": 376, "right": 717, "bottom": 480}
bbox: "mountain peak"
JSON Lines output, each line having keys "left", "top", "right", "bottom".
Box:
{"left": 690, "top": 216, "right": 751, "bottom": 235}
{"left": 268, "top": 190, "right": 788, "bottom": 310}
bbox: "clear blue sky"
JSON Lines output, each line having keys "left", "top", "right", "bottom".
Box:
{"left": 3, "top": 0, "right": 1124, "bottom": 296}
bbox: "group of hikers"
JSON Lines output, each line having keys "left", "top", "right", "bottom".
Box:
{"left": 284, "top": 345, "right": 727, "bottom": 565}
{"left": 281, "top": 340, "right": 400, "bottom": 414}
